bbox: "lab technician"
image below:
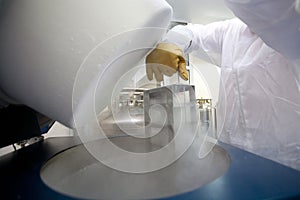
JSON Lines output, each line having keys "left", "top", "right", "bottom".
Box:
{"left": 146, "top": 0, "right": 300, "bottom": 170}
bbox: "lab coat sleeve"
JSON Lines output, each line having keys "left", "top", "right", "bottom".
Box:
{"left": 224, "top": 0, "right": 300, "bottom": 62}
{"left": 162, "top": 20, "right": 233, "bottom": 66}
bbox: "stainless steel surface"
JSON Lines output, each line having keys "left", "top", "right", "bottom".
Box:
{"left": 99, "top": 112, "right": 144, "bottom": 137}
{"left": 198, "top": 99, "right": 218, "bottom": 139}
{"left": 40, "top": 136, "right": 230, "bottom": 199}
{"left": 144, "top": 84, "right": 198, "bottom": 147}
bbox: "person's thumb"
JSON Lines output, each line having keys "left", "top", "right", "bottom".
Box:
{"left": 178, "top": 57, "right": 188, "bottom": 81}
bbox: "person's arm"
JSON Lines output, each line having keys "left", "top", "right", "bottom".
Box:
{"left": 166, "top": 21, "right": 231, "bottom": 66}
{"left": 146, "top": 19, "right": 234, "bottom": 81}
{"left": 224, "top": 0, "right": 300, "bottom": 61}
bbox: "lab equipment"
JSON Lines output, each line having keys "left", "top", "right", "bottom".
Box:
{"left": 39, "top": 136, "right": 230, "bottom": 200}
{"left": 2, "top": 136, "right": 300, "bottom": 199}
{"left": 99, "top": 88, "right": 145, "bottom": 137}
{"left": 197, "top": 98, "right": 217, "bottom": 139}
{"left": 144, "top": 84, "right": 198, "bottom": 147}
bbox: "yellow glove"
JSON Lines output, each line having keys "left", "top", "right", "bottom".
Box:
{"left": 146, "top": 43, "right": 189, "bottom": 82}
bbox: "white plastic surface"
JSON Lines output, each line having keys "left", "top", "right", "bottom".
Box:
{"left": 0, "top": 0, "right": 172, "bottom": 127}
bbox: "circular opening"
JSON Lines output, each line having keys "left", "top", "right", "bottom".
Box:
{"left": 40, "top": 136, "right": 230, "bottom": 200}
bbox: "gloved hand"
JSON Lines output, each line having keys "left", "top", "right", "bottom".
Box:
{"left": 146, "top": 43, "right": 189, "bottom": 82}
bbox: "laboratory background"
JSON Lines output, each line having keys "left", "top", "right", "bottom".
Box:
{"left": 0, "top": 0, "right": 299, "bottom": 199}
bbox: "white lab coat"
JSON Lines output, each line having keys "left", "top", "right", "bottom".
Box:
{"left": 224, "top": 0, "right": 300, "bottom": 62}
{"left": 224, "top": 0, "right": 300, "bottom": 84}
{"left": 164, "top": 18, "right": 300, "bottom": 170}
